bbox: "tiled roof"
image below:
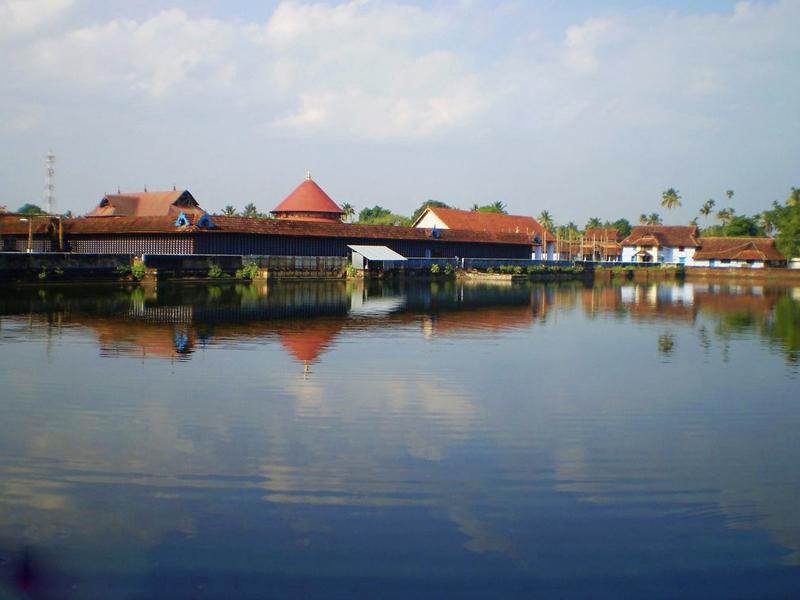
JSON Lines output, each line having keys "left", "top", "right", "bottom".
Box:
{"left": 272, "top": 179, "right": 343, "bottom": 215}
{"left": 621, "top": 226, "right": 700, "bottom": 248}
{"left": 63, "top": 215, "right": 533, "bottom": 245}
{"left": 416, "top": 207, "right": 547, "bottom": 241}
{"left": 86, "top": 190, "right": 203, "bottom": 218}
{"left": 694, "top": 237, "right": 785, "bottom": 261}
{"left": 0, "top": 213, "right": 59, "bottom": 234}
{"left": 584, "top": 228, "right": 622, "bottom": 242}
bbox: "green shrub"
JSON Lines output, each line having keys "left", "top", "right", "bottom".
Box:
{"left": 116, "top": 264, "right": 132, "bottom": 276}
{"left": 131, "top": 262, "right": 146, "bottom": 281}
{"left": 208, "top": 263, "right": 223, "bottom": 278}
{"left": 444, "top": 263, "right": 454, "bottom": 275}
{"left": 38, "top": 266, "right": 47, "bottom": 280}
{"left": 430, "top": 263, "right": 441, "bottom": 274}
{"left": 346, "top": 264, "right": 357, "bottom": 277}
{"left": 513, "top": 265, "right": 523, "bottom": 274}
{"left": 235, "top": 261, "right": 260, "bottom": 280}
{"left": 486, "top": 267, "right": 494, "bottom": 274}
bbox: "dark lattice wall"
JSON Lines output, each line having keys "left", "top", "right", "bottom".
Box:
{"left": 70, "top": 235, "right": 193, "bottom": 254}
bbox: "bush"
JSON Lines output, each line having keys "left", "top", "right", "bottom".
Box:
{"left": 208, "top": 263, "right": 223, "bottom": 278}
{"left": 430, "top": 263, "right": 441, "bottom": 274}
{"left": 513, "top": 265, "right": 523, "bottom": 274}
{"left": 346, "top": 264, "right": 357, "bottom": 277}
{"left": 235, "top": 261, "right": 260, "bottom": 280}
{"left": 116, "top": 264, "right": 132, "bottom": 276}
{"left": 38, "top": 266, "right": 47, "bottom": 280}
{"left": 486, "top": 267, "right": 494, "bottom": 274}
{"left": 131, "top": 262, "right": 146, "bottom": 281}
{"left": 444, "top": 263, "right": 454, "bottom": 275}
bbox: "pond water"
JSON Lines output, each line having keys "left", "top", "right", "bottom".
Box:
{"left": 1, "top": 279, "right": 799, "bottom": 598}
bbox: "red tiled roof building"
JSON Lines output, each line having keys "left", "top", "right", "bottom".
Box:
{"left": 271, "top": 175, "right": 344, "bottom": 223}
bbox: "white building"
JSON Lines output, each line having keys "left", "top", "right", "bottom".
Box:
{"left": 620, "top": 226, "right": 701, "bottom": 265}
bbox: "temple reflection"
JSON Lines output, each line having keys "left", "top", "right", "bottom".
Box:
{"left": 1, "top": 280, "right": 799, "bottom": 365}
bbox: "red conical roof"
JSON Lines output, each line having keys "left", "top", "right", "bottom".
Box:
{"left": 272, "top": 178, "right": 343, "bottom": 215}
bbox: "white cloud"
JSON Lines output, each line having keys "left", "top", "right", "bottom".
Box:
{"left": 562, "top": 17, "right": 623, "bottom": 73}
{"left": 30, "top": 9, "right": 237, "bottom": 98}
{"left": 0, "top": 0, "right": 74, "bottom": 39}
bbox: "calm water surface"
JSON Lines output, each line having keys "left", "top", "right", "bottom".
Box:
{"left": 1, "top": 279, "right": 799, "bottom": 598}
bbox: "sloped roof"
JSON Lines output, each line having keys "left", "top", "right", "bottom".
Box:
{"left": 62, "top": 215, "right": 533, "bottom": 245}
{"left": 86, "top": 190, "right": 202, "bottom": 218}
{"left": 272, "top": 178, "right": 343, "bottom": 215}
{"left": 621, "top": 226, "right": 700, "bottom": 248}
{"left": 694, "top": 237, "right": 784, "bottom": 261}
{"left": 415, "top": 207, "right": 546, "bottom": 240}
{"left": 584, "top": 228, "right": 622, "bottom": 242}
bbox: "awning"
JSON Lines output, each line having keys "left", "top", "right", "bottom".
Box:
{"left": 347, "top": 245, "right": 407, "bottom": 261}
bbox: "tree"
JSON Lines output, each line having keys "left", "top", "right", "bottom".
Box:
{"left": 538, "top": 211, "right": 554, "bottom": 232}
{"left": 222, "top": 205, "right": 237, "bottom": 217}
{"left": 725, "top": 215, "right": 764, "bottom": 237}
{"left": 661, "top": 188, "right": 682, "bottom": 211}
{"left": 765, "top": 189, "right": 800, "bottom": 258}
{"left": 472, "top": 202, "right": 507, "bottom": 214}
{"left": 411, "top": 200, "right": 449, "bottom": 223}
{"left": 357, "top": 205, "right": 409, "bottom": 226}
{"left": 63, "top": 210, "right": 74, "bottom": 219}
{"left": 639, "top": 214, "right": 648, "bottom": 225}
{"left": 700, "top": 198, "right": 715, "bottom": 225}
{"left": 604, "top": 218, "right": 631, "bottom": 238}
{"left": 647, "top": 213, "right": 662, "bottom": 225}
{"left": 340, "top": 203, "right": 355, "bottom": 223}
{"left": 585, "top": 217, "right": 602, "bottom": 230}
{"left": 759, "top": 210, "right": 775, "bottom": 235}
{"left": 726, "top": 189, "right": 735, "bottom": 201}
{"left": 16, "top": 203, "right": 46, "bottom": 215}
{"left": 717, "top": 207, "right": 735, "bottom": 227}
{"left": 242, "top": 203, "right": 259, "bottom": 218}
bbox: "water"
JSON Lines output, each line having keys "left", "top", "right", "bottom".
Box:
{"left": 0, "top": 279, "right": 799, "bottom": 598}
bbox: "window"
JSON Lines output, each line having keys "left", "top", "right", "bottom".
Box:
{"left": 678, "top": 246, "right": 684, "bottom": 252}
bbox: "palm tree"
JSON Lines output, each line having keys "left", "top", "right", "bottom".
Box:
{"left": 242, "top": 203, "right": 258, "bottom": 218}
{"left": 470, "top": 203, "right": 480, "bottom": 212}
{"left": 222, "top": 205, "right": 237, "bottom": 217}
{"left": 340, "top": 203, "right": 355, "bottom": 223}
{"left": 759, "top": 211, "right": 775, "bottom": 235}
{"left": 585, "top": 217, "right": 602, "bottom": 230}
{"left": 699, "top": 199, "right": 715, "bottom": 225}
{"left": 689, "top": 217, "right": 699, "bottom": 226}
{"left": 647, "top": 212, "right": 662, "bottom": 225}
{"left": 717, "top": 207, "right": 734, "bottom": 227}
{"left": 538, "top": 210, "right": 554, "bottom": 232}
{"left": 639, "top": 214, "right": 648, "bottom": 225}
{"left": 661, "top": 188, "right": 682, "bottom": 211}
{"left": 725, "top": 189, "right": 735, "bottom": 201}
{"left": 491, "top": 201, "right": 507, "bottom": 214}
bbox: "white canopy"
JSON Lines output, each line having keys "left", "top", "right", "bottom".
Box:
{"left": 347, "top": 245, "right": 407, "bottom": 261}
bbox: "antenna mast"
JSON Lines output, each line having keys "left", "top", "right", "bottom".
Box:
{"left": 44, "top": 150, "right": 55, "bottom": 214}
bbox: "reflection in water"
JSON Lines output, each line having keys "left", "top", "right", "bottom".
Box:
{"left": 1, "top": 280, "right": 800, "bottom": 596}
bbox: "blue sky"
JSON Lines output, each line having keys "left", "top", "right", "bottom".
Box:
{"left": 1, "top": 0, "right": 798, "bottom": 226}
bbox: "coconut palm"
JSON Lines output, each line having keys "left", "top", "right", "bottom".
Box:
{"left": 717, "top": 207, "right": 735, "bottom": 227}
{"left": 585, "top": 217, "right": 602, "bottom": 230}
{"left": 341, "top": 203, "right": 355, "bottom": 223}
{"left": 242, "top": 203, "right": 259, "bottom": 218}
{"left": 726, "top": 189, "right": 735, "bottom": 201}
{"left": 647, "top": 213, "right": 662, "bottom": 225}
{"left": 699, "top": 199, "right": 715, "bottom": 224}
{"left": 538, "top": 210, "right": 554, "bottom": 232}
{"left": 639, "top": 214, "right": 648, "bottom": 225}
{"left": 661, "top": 188, "right": 682, "bottom": 211}
{"left": 759, "top": 211, "right": 775, "bottom": 235}
{"left": 222, "top": 205, "right": 237, "bottom": 217}
{"left": 491, "top": 201, "right": 507, "bottom": 214}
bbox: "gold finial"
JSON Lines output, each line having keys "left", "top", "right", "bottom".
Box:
{"left": 306, "top": 170, "right": 311, "bottom": 181}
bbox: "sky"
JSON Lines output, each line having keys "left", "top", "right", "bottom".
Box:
{"left": 0, "top": 0, "right": 798, "bottom": 225}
